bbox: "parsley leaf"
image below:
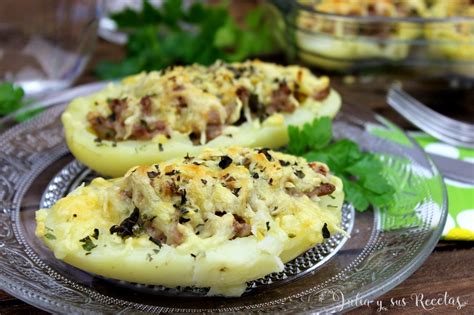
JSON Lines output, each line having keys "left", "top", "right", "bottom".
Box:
{"left": 0, "top": 82, "right": 25, "bottom": 115}
{"left": 111, "top": 0, "right": 162, "bottom": 28}
{"left": 0, "top": 82, "right": 42, "bottom": 122}
{"left": 96, "top": 0, "right": 277, "bottom": 79}
{"left": 79, "top": 235, "right": 97, "bottom": 251}
{"left": 287, "top": 117, "right": 332, "bottom": 155}
{"left": 44, "top": 233, "right": 56, "bottom": 240}
{"left": 287, "top": 117, "right": 396, "bottom": 212}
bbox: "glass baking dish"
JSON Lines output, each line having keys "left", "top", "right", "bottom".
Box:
{"left": 271, "top": 0, "right": 474, "bottom": 79}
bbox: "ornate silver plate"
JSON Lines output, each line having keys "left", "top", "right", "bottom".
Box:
{"left": 0, "top": 96, "right": 447, "bottom": 313}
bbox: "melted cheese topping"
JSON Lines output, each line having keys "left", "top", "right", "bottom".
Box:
{"left": 122, "top": 146, "right": 340, "bottom": 245}
{"left": 87, "top": 60, "right": 331, "bottom": 144}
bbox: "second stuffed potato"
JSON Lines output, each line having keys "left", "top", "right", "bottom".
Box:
{"left": 63, "top": 60, "right": 341, "bottom": 177}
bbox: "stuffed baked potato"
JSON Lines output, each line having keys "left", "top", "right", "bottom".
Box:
{"left": 424, "top": 0, "right": 474, "bottom": 71}
{"left": 63, "top": 60, "right": 341, "bottom": 177}
{"left": 36, "top": 147, "right": 344, "bottom": 296}
{"left": 295, "top": 0, "right": 427, "bottom": 69}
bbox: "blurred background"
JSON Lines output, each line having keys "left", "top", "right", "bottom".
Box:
{"left": 0, "top": 0, "right": 472, "bottom": 123}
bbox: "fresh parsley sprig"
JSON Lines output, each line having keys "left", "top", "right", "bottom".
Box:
{"left": 95, "top": 0, "right": 276, "bottom": 79}
{"left": 0, "top": 82, "right": 41, "bottom": 122}
{"left": 286, "top": 117, "right": 396, "bottom": 212}
{"left": 0, "top": 82, "right": 25, "bottom": 116}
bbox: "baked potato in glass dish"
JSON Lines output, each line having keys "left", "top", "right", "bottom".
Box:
{"left": 295, "top": 0, "right": 427, "bottom": 69}
{"left": 273, "top": 0, "right": 474, "bottom": 77}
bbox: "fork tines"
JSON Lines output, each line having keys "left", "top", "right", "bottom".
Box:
{"left": 387, "top": 86, "right": 474, "bottom": 149}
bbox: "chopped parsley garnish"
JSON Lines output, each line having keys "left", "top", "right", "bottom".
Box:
{"left": 165, "top": 170, "right": 179, "bottom": 176}
{"left": 294, "top": 170, "right": 305, "bottom": 178}
{"left": 149, "top": 237, "right": 162, "bottom": 248}
{"left": 279, "top": 160, "right": 290, "bottom": 167}
{"left": 179, "top": 217, "right": 191, "bottom": 224}
{"left": 232, "top": 187, "right": 241, "bottom": 197}
{"left": 266, "top": 221, "right": 270, "bottom": 231}
{"left": 286, "top": 117, "right": 396, "bottom": 212}
{"left": 218, "top": 155, "right": 233, "bottom": 169}
{"left": 110, "top": 207, "right": 141, "bottom": 238}
{"left": 257, "top": 148, "right": 272, "bottom": 161}
{"left": 80, "top": 236, "right": 97, "bottom": 251}
{"left": 44, "top": 233, "right": 56, "bottom": 240}
{"left": 180, "top": 189, "right": 187, "bottom": 205}
{"left": 322, "top": 223, "right": 331, "bottom": 239}
{"left": 147, "top": 171, "right": 159, "bottom": 178}
{"left": 92, "top": 228, "right": 100, "bottom": 240}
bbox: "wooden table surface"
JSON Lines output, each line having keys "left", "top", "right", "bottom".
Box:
{"left": 0, "top": 38, "right": 473, "bottom": 314}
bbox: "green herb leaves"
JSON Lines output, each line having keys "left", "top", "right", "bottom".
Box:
{"left": 0, "top": 82, "right": 25, "bottom": 115}
{"left": 95, "top": 0, "right": 276, "bottom": 79}
{"left": 287, "top": 117, "right": 332, "bottom": 155}
{"left": 44, "top": 233, "right": 56, "bottom": 240}
{"left": 80, "top": 236, "right": 97, "bottom": 252}
{"left": 79, "top": 229, "right": 101, "bottom": 252}
{"left": 286, "top": 117, "right": 395, "bottom": 212}
{"left": 0, "top": 82, "right": 42, "bottom": 122}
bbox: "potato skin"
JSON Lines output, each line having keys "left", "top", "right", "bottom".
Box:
{"left": 62, "top": 86, "right": 341, "bottom": 177}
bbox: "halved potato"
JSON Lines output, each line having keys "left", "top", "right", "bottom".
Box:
{"left": 62, "top": 60, "right": 341, "bottom": 177}
{"left": 294, "top": 0, "right": 427, "bottom": 69}
{"left": 36, "top": 147, "right": 344, "bottom": 296}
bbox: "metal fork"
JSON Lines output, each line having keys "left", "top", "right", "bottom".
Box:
{"left": 387, "top": 86, "right": 474, "bottom": 149}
